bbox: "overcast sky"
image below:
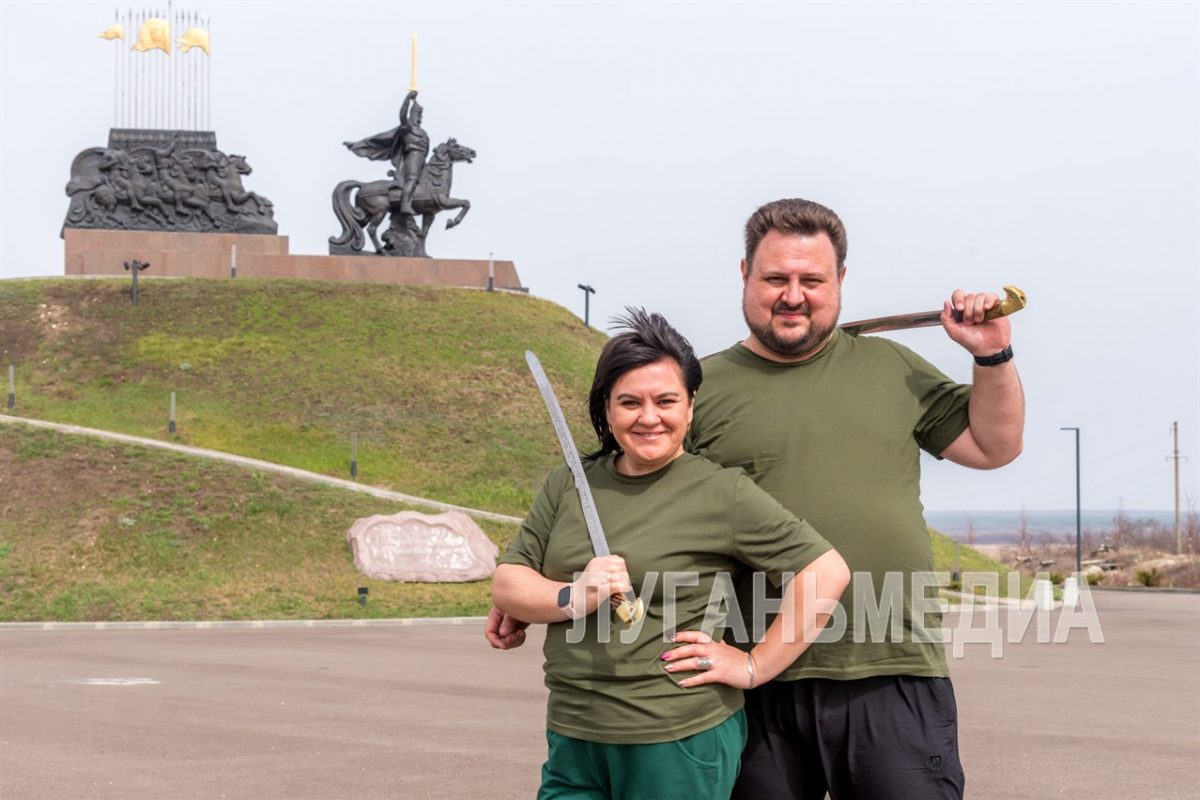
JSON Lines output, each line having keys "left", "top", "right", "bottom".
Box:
{"left": 2, "top": 1, "right": 1197, "bottom": 515}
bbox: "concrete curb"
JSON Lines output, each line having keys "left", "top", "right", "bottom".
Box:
{"left": 3, "top": 608, "right": 1009, "bottom": 631}
{"left": 0, "top": 415, "right": 523, "bottom": 525}
{"left": 941, "top": 589, "right": 1059, "bottom": 610}
{"left": 1089, "top": 585, "right": 1200, "bottom": 595}
{"left": 0, "top": 616, "right": 489, "bottom": 631}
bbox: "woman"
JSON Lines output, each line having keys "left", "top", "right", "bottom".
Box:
{"left": 493, "top": 309, "right": 849, "bottom": 800}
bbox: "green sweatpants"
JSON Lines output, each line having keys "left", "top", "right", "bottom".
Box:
{"left": 538, "top": 710, "right": 747, "bottom": 800}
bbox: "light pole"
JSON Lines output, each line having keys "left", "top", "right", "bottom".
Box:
{"left": 124, "top": 259, "right": 150, "bottom": 305}
{"left": 577, "top": 284, "right": 596, "bottom": 327}
{"left": 1061, "top": 427, "right": 1082, "bottom": 575}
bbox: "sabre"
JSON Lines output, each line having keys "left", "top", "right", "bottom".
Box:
{"left": 841, "top": 285, "right": 1027, "bottom": 336}
{"left": 524, "top": 351, "right": 645, "bottom": 625}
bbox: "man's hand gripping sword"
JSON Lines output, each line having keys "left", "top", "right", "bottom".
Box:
{"left": 841, "top": 285, "right": 1027, "bottom": 336}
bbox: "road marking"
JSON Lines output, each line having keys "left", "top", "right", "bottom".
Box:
{"left": 74, "top": 678, "right": 160, "bottom": 686}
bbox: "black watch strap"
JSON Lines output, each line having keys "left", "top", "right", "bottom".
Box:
{"left": 974, "top": 345, "right": 1014, "bottom": 367}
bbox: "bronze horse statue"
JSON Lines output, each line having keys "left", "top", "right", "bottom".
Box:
{"left": 329, "top": 138, "right": 475, "bottom": 256}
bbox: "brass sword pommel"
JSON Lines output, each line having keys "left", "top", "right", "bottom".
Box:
{"left": 993, "top": 285, "right": 1028, "bottom": 318}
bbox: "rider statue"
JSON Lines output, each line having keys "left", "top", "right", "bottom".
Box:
{"left": 344, "top": 90, "right": 430, "bottom": 215}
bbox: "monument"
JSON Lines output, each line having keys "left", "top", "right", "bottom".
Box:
{"left": 345, "top": 510, "right": 499, "bottom": 583}
{"left": 329, "top": 36, "right": 476, "bottom": 258}
{"left": 61, "top": 17, "right": 522, "bottom": 291}
{"left": 62, "top": 9, "right": 277, "bottom": 236}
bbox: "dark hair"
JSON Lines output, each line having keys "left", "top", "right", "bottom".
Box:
{"left": 586, "top": 308, "right": 702, "bottom": 459}
{"left": 744, "top": 198, "right": 848, "bottom": 273}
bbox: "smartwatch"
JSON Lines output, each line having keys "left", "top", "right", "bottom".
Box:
{"left": 557, "top": 584, "right": 573, "bottom": 615}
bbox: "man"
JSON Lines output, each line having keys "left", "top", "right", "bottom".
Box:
{"left": 343, "top": 89, "right": 431, "bottom": 214}
{"left": 488, "top": 198, "right": 1024, "bottom": 799}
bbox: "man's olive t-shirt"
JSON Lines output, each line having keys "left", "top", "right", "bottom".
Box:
{"left": 687, "top": 331, "right": 971, "bottom": 681}
{"left": 500, "top": 452, "right": 831, "bottom": 744}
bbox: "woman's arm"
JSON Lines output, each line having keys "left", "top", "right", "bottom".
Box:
{"left": 492, "top": 555, "right": 633, "bottom": 624}
{"left": 664, "top": 549, "right": 850, "bottom": 688}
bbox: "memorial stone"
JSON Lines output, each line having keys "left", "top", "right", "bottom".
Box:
{"left": 345, "top": 510, "right": 498, "bottom": 583}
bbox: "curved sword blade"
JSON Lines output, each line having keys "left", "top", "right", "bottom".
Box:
{"left": 525, "top": 351, "right": 609, "bottom": 557}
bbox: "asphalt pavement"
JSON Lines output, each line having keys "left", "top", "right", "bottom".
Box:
{"left": 1, "top": 591, "right": 1196, "bottom": 799}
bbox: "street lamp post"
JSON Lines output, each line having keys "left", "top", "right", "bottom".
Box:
{"left": 577, "top": 284, "right": 596, "bottom": 327}
{"left": 1061, "top": 427, "right": 1082, "bottom": 575}
{"left": 124, "top": 259, "right": 150, "bottom": 305}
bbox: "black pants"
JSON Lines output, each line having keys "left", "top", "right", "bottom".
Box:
{"left": 731, "top": 675, "right": 964, "bottom": 800}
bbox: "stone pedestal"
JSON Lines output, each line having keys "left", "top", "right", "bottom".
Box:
{"left": 63, "top": 229, "right": 524, "bottom": 290}
{"left": 64, "top": 229, "right": 287, "bottom": 279}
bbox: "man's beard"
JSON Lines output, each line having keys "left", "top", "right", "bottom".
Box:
{"left": 743, "top": 300, "right": 840, "bottom": 359}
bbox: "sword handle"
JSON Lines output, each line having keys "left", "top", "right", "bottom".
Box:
{"left": 951, "top": 285, "right": 1027, "bottom": 323}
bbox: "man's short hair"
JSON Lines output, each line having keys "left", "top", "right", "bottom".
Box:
{"left": 744, "top": 198, "right": 848, "bottom": 273}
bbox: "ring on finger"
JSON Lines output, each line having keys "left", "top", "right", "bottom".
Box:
{"left": 697, "top": 656, "right": 714, "bottom": 671}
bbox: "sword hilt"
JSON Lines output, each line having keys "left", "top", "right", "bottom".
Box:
{"left": 612, "top": 596, "right": 645, "bottom": 624}
{"left": 952, "top": 285, "right": 1027, "bottom": 323}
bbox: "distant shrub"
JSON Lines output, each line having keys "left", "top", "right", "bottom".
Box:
{"left": 1136, "top": 568, "right": 1165, "bottom": 588}
{"left": 1049, "top": 571, "right": 1065, "bottom": 585}
{"left": 1086, "top": 572, "right": 1103, "bottom": 586}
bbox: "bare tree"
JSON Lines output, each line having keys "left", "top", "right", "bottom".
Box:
{"left": 1186, "top": 494, "right": 1198, "bottom": 555}
{"left": 1112, "top": 502, "right": 1129, "bottom": 550}
{"left": 1018, "top": 508, "right": 1032, "bottom": 561}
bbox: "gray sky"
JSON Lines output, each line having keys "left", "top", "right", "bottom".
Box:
{"left": 2, "top": 1, "right": 1197, "bottom": 515}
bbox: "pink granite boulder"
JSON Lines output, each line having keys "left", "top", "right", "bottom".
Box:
{"left": 346, "top": 510, "right": 499, "bottom": 582}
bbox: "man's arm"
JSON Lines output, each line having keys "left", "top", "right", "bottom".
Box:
{"left": 398, "top": 90, "right": 417, "bottom": 125}
{"left": 939, "top": 288, "right": 1025, "bottom": 469}
{"left": 484, "top": 606, "right": 529, "bottom": 650}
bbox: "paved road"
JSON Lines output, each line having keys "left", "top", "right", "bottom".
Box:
{"left": 1, "top": 591, "right": 1196, "bottom": 799}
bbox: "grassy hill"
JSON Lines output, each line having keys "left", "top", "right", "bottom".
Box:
{"left": 0, "top": 424, "right": 1017, "bottom": 621}
{"left": 0, "top": 424, "right": 515, "bottom": 621}
{"left": 0, "top": 277, "right": 1018, "bottom": 621}
{"left": 0, "top": 278, "right": 605, "bottom": 517}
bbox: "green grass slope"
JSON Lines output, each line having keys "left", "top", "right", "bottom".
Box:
{"left": 1, "top": 278, "right": 606, "bottom": 517}
{"left": 0, "top": 426, "right": 1011, "bottom": 622}
{"left": 0, "top": 425, "right": 517, "bottom": 621}
{"left": 929, "top": 528, "right": 1028, "bottom": 597}
{"left": 0, "top": 278, "right": 1017, "bottom": 621}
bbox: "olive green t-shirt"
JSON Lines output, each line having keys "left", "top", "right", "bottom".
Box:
{"left": 687, "top": 331, "right": 971, "bottom": 681}
{"left": 500, "top": 452, "right": 831, "bottom": 744}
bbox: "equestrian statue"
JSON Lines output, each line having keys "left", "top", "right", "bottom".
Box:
{"left": 330, "top": 90, "right": 475, "bottom": 258}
